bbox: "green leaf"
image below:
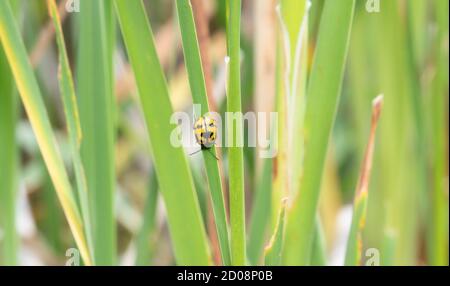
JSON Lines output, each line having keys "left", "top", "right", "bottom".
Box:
{"left": 0, "top": 0, "right": 22, "bottom": 266}
{"left": 226, "top": 0, "right": 246, "bottom": 266}
{"left": 0, "top": 0, "right": 92, "bottom": 265}
{"left": 428, "top": 0, "right": 449, "bottom": 266}
{"left": 114, "top": 0, "right": 210, "bottom": 265}
{"left": 47, "top": 0, "right": 94, "bottom": 261}
{"left": 77, "top": 0, "right": 116, "bottom": 265}
{"left": 175, "top": 0, "right": 231, "bottom": 266}
{"left": 0, "top": 35, "right": 18, "bottom": 267}
{"left": 283, "top": 0, "right": 355, "bottom": 265}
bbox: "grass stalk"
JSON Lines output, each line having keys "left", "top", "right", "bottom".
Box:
{"left": 372, "top": 1, "right": 421, "bottom": 264}
{"left": 0, "top": 0, "right": 92, "bottom": 265}
{"left": 429, "top": 0, "right": 449, "bottom": 265}
{"left": 47, "top": 0, "right": 94, "bottom": 261}
{"left": 175, "top": 0, "right": 231, "bottom": 266}
{"left": 283, "top": 0, "right": 355, "bottom": 265}
{"left": 0, "top": 0, "right": 22, "bottom": 266}
{"left": 114, "top": 0, "right": 210, "bottom": 265}
{"left": 226, "top": 0, "right": 246, "bottom": 266}
{"left": 0, "top": 41, "right": 18, "bottom": 266}
{"left": 279, "top": 0, "right": 308, "bottom": 199}
{"left": 77, "top": 0, "right": 116, "bottom": 265}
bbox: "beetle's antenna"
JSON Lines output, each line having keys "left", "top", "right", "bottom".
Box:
{"left": 189, "top": 149, "right": 202, "bottom": 156}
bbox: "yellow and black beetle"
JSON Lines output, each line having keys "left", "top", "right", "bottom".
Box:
{"left": 190, "top": 115, "right": 218, "bottom": 160}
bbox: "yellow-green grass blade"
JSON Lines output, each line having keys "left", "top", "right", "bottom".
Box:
{"left": 405, "top": 0, "right": 429, "bottom": 247}
{"left": 272, "top": 36, "right": 288, "bottom": 230}
{"left": 279, "top": 0, "right": 308, "bottom": 199}
{"left": 369, "top": 1, "right": 421, "bottom": 265}
{"left": 428, "top": 0, "right": 449, "bottom": 266}
{"left": 226, "top": 0, "right": 246, "bottom": 266}
{"left": 0, "top": 40, "right": 18, "bottom": 266}
{"left": 114, "top": 0, "right": 210, "bottom": 265}
{"left": 47, "top": 0, "right": 94, "bottom": 261}
{"left": 345, "top": 95, "right": 383, "bottom": 266}
{"left": 264, "top": 199, "right": 287, "bottom": 266}
{"left": 345, "top": 191, "right": 368, "bottom": 266}
{"left": 283, "top": 0, "right": 355, "bottom": 265}
{"left": 77, "top": 0, "right": 116, "bottom": 265}
{"left": 0, "top": 0, "right": 23, "bottom": 266}
{"left": 175, "top": 0, "right": 231, "bottom": 266}
{"left": 273, "top": 0, "right": 309, "bottom": 237}
{"left": 0, "top": 0, "right": 92, "bottom": 266}
{"left": 347, "top": 8, "right": 384, "bottom": 251}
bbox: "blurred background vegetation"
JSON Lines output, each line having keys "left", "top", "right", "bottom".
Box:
{"left": 0, "top": 0, "right": 448, "bottom": 266}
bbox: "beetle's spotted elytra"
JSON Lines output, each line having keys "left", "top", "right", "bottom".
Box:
{"left": 191, "top": 115, "right": 219, "bottom": 160}
{"left": 194, "top": 116, "right": 217, "bottom": 148}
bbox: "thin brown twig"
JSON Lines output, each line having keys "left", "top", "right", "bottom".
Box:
{"left": 356, "top": 94, "right": 384, "bottom": 199}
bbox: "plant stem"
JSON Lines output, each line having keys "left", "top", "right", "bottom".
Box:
{"left": 226, "top": 0, "right": 246, "bottom": 266}
{"left": 0, "top": 42, "right": 18, "bottom": 266}
{"left": 114, "top": 0, "right": 210, "bottom": 265}
{"left": 283, "top": 0, "right": 355, "bottom": 265}
{"left": 0, "top": 0, "right": 92, "bottom": 265}
{"left": 47, "top": 0, "right": 94, "bottom": 262}
{"left": 77, "top": 0, "right": 116, "bottom": 265}
{"left": 176, "top": 0, "right": 231, "bottom": 266}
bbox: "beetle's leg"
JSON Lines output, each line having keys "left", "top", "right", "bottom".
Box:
{"left": 207, "top": 149, "right": 219, "bottom": 160}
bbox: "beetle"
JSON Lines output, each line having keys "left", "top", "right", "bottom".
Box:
{"left": 190, "top": 115, "right": 219, "bottom": 160}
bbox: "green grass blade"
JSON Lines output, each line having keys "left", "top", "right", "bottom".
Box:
{"left": 345, "top": 96, "right": 383, "bottom": 266}
{"left": 370, "top": 1, "right": 421, "bottom": 264}
{"left": 0, "top": 0, "right": 23, "bottom": 266}
{"left": 175, "top": 0, "right": 231, "bottom": 266}
{"left": 247, "top": 158, "right": 272, "bottom": 265}
{"left": 279, "top": 0, "right": 308, "bottom": 198}
{"left": 283, "top": 0, "right": 355, "bottom": 265}
{"left": 0, "top": 40, "right": 18, "bottom": 266}
{"left": 135, "top": 170, "right": 159, "bottom": 266}
{"left": 114, "top": 0, "right": 210, "bottom": 265}
{"left": 310, "top": 218, "right": 326, "bottom": 266}
{"left": 0, "top": 0, "right": 92, "bottom": 265}
{"left": 42, "top": 174, "right": 64, "bottom": 254}
{"left": 273, "top": 34, "right": 287, "bottom": 229}
{"left": 226, "top": 0, "right": 246, "bottom": 266}
{"left": 347, "top": 10, "right": 384, "bottom": 251}
{"left": 381, "top": 231, "right": 396, "bottom": 265}
{"left": 345, "top": 190, "right": 368, "bottom": 266}
{"left": 47, "top": 0, "right": 94, "bottom": 261}
{"left": 77, "top": 0, "right": 116, "bottom": 265}
{"left": 264, "top": 199, "right": 287, "bottom": 266}
{"left": 428, "top": 0, "right": 449, "bottom": 266}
